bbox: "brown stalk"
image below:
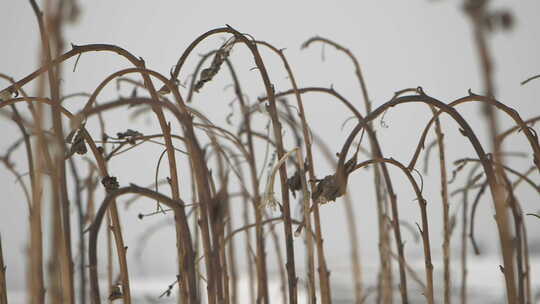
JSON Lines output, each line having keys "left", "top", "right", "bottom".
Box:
{"left": 4, "top": 69, "right": 198, "bottom": 303}
{"left": 465, "top": 2, "right": 520, "bottom": 301}
{"left": 201, "top": 108, "right": 270, "bottom": 303}
{"left": 204, "top": 151, "right": 246, "bottom": 304}
{"left": 85, "top": 58, "right": 258, "bottom": 302}
{"left": 88, "top": 186, "right": 191, "bottom": 303}
{"left": 162, "top": 27, "right": 307, "bottom": 303}
{"left": 408, "top": 94, "right": 540, "bottom": 172}
{"left": 28, "top": 1, "right": 75, "bottom": 302}
{"left": 511, "top": 167, "right": 536, "bottom": 190}
{"left": 265, "top": 211, "right": 289, "bottom": 304}
{"left": 456, "top": 159, "right": 539, "bottom": 195}
{"left": 429, "top": 105, "right": 451, "bottom": 304}
{"left": 235, "top": 31, "right": 298, "bottom": 304}
{"left": 521, "top": 74, "right": 540, "bottom": 85}
{"left": 276, "top": 108, "right": 313, "bottom": 304}
{"left": 233, "top": 105, "right": 290, "bottom": 304}
{"left": 351, "top": 158, "right": 434, "bottom": 304}
{"left": 224, "top": 58, "right": 277, "bottom": 287}
{"left": 302, "top": 36, "right": 386, "bottom": 304}
{"left": 229, "top": 28, "right": 297, "bottom": 304}
{"left": 235, "top": 122, "right": 291, "bottom": 304}
{"left": 189, "top": 161, "right": 202, "bottom": 301}
{"left": 105, "top": 213, "right": 113, "bottom": 298}
{"left": 15, "top": 95, "right": 132, "bottom": 304}
{"left": 4, "top": 77, "right": 51, "bottom": 304}
{"left": 0, "top": 154, "right": 31, "bottom": 210}
{"left": 168, "top": 91, "right": 220, "bottom": 304}
{"left": 387, "top": 251, "right": 425, "bottom": 291}
{"left": 296, "top": 147, "right": 317, "bottom": 303}
{"left": 519, "top": 211, "right": 532, "bottom": 304}
{"left": 28, "top": 94, "right": 46, "bottom": 304}
{"left": 338, "top": 92, "right": 518, "bottom": 304}
{"left": 84, "top": 64, "right": 197, "bottom": 302}
{"left": 496, "top": 115, "right": 540, "bottom": 149}
{"left": 260, "top": 87, "right": 410, "bottom": 303}
{"left": 502, "top": 175, "right": 526, "bottom": 304}
{"left": 0, "top": 43, "right": 176, "bottom": 98}
{"left": 6, "top": 108, "right": 34, "bottom": 209}
{"left": 255, "top": 41, "right": 323, "bottom": 303}
{"left": 0, "top": 43, "right": 176, "bottom": 304}
{"left": 3, "top": 12, "right": 539, "bottom": 304}
{"left": 280, "top": 111, "right": 379, "bottom": 304}
{"left": 0, "top": 37, "right": 274, "bottom": 302}
{"left": 0, "top": 75, "right": 37, "bottom": 203}
{"left": 134, "top": 61, "right": 197, "bottom": 303}
{"left": 196, "top": 120, "right": 274, "bottom": 303}
{"left": 460, "top": 159, "right": 535, "bottom": 304}
{"left": 222, "top": 56, "right": 269, "bottom": 304}
{"left": 222, "top": 218, "right": 310, "bottom": 246}
{"left": 80, "top": 64, "right": 198, "bottom": 302}
{"left": 27, "top": 91, "right": 133, "bottom": 304}
{"left": 67, "top": 157, "right": 87, "bottom": 304}
{"left": 227, "top": 156, "right": 246, "bottom": 304}
{"left": 0, "top": 236, "right": 7, "bottom": 304}
{"left": 241, "top": 182, "right": 256, "bottom": 304}
{"left": 459, "top": 161, "right": 482, "bottom": 304}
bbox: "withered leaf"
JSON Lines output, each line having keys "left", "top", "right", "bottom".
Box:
{"left": 194, "top": 38, "right": 235, "bottom": 93}
{"left": 287, "top": 170, "right": 302, "bottom": 198}
{"left": 116, "top": 129, "right": 143, "bottom": 144}
{"left": 287, "top": 161, "right": 309, "bottom": 198}
{"left": 70, "top": 129, "right": 87, "bottom": 155}
{"left": 312, "top": 174, "right": 344, "bottom": 204}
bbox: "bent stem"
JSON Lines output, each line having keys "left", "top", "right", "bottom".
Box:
{"left": 260, "top": 86, "right": 409, "bottom": 303}
{"left": 0, "top": 236, "right": 7, "bottom": 304}
{"left": 256, "top": 40, "right": 329, "bottom": 303}
{"left": 351, "top": 158, "right": 434, "bottom": 304}
{"left": 339, "top": 92, "right": 518, "bottom": 304}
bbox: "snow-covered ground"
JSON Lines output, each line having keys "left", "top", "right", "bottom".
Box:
{"left": 6, "top": 256, "right": 540, "bottom": 303}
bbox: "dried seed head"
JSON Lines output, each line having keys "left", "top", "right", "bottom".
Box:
{"left": 287, "top": 170, "right": 302, "bottom": 198}
{"left": 70, "top": 129, "right": 87, "bottom": 155}
{"left": 312, "top": 154, "right": 355, "bottom": 204}
{"left": 484, "top": 10, "right": 514, "bottom": 32}
{"left": 499, "top": 11, "right": 514, "bottom": 30}
{"left": 101, "top": 176, "right": 119, "bottom": 193}
{"left": 108, "top": 285, "right": 123, "bottom": 301}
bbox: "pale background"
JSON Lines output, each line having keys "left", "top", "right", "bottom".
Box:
{"left": 1, "top": 0, "right": 539, "bottom": 302}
